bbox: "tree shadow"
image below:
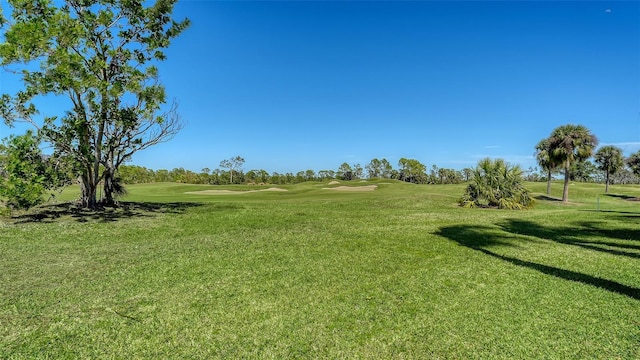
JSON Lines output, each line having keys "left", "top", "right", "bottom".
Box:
{"left": 534, "top": 195, "right": 563, "bottom": 202}
{"left": 499, "top": 218, "right": 640, "bottom": 260}
{"left": 502, "top": 218, "right": 639, "bottom": 252}
{"left": 437, "top": 225, "right": 640, "bottom": 301}
{"left": 9, "top": 201, "right": 227, "bottom": 224}
{"left": 604, "top": 194, "right": 640, "bottom": 201}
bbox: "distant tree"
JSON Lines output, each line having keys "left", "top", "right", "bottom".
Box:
{"left": 627, "top": 151, "right": 640, "bottom": 176}
{"left": 352, "top": 163, "right": 363, "bottom": 179}
{"left": 460, "top": 158, "right": 534, "bottom": 209}
{"left": 318, "top": 170, "right": 335, "bottom": 181}
{"left": 548, "top": 124, "right": 598, "bottom": 203}
{"left": 337, "top": 162, "right": 354, "bottom": 180}
{"left": 523, "top": 166, "right": 543, "bottom": 182}
{"left": 438, "top": 168, "right": 462, "bottom": 184}
{"left": 611, "top": 168, "right": 640, "bottom": 185}
{"left": 569, "top": 160, "right": 597, "bottom": 183}
{"left": 462, "top": 168, "right": 473, "bottom": 182}
{"left": 219, "top": 156, "right": 245, "bottom": 184}
{"left": 535, "top": 138, "right": 559, "bottom": 195}
{"left": 398, "top": 158, "right": 427, "bottom": 183}
{"left": 366, "top": 158, "right": 382, "bottom": 178}
{"left": 594, "top": 146, "right": 624, "bottom": 193}
{"left": 305, "top": 169, "right": 316, "bottom": 181}
{"left": 155, "top": 169, "right": 171, "bottom": 182}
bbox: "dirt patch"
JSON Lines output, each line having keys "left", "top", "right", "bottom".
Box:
{"left": 186, "top": 188, "right": 288, "bottom": 195}
{"left": 322, "top": 185, "right": 378, "bottom": 192}
{"left": 328, "top": 181, "right": 341, "bottom": 185}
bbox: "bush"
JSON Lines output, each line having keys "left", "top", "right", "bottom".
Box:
{"left": 0, "top": 131, "right": 54, "bottom": 211}
{"left": 460, "top": 158, "right": 534, "bottom": 210}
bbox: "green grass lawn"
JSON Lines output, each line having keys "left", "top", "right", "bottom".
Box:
{"left": 2, "top": 180, "right": 639, "bottom": 358}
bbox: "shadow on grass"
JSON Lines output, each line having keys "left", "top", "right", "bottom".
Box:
{"left": 437, "top": 225, "right": 640, "bottom": 301}
{"left": 534, "top": 195, "right": 563, "bottom": 202}
{"left": 604, "top": 194, "right": 640, "bottom": 201}
{"left": 10, "top": 201, "right": 224, "bottom": 224}
{"left": 499, "top": 219, "right": 640, "bottom": 258}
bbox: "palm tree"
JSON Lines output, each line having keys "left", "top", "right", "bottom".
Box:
{"left": 594, "top": 146, "right": 623, "bottom": 193}
{"left": 626, "top": 150, "right": 640, "bottom": 176}
{"left": 460, "top": 158, "right": 534, "bottom": 209}
{"left": 534, "top": 138, "right": 558, "bottom": 195}
{"left": 548, "top": 124, "right": 598, "bottom": 203}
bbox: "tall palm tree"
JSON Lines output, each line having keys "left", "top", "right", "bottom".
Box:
{"left": 535, "top": 138, "right": 558, "bottom": 195}
{"left": 548, "top": 124, "right": 598, "bottom": 203}
{"left": 594, "top": 146, "right": 623, "bottom": 193}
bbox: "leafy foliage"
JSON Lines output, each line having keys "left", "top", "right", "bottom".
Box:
{"left": 460, "top": 158, "right": 534, "bottom": 209}
{"left": 0, "top": 0, "right": 189, "bottom": 208}
{"left": 0, "top": 131, "right": 68, "bottom": 210}
{"left": 397, "top": 158, "right": 427, "bottom": 184}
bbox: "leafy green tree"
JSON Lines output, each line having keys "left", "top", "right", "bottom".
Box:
{"left": 219, "top": 156, "right": 245, "bottom": 184}
{"left": 462, "top": 168, "right": 473, "bottom": 182}
{"left": 366, "top": 158, "right": 393, "bottom": 179}
{"left": 304, "top": 169, "right": 316, "bottom": 181}
{"left": 547, "top": 124, "right": 598, "bottom": 203}
{"left": 626, "top": 151, "right": 640, "bottom": 176}
{"left": 535, "top": 138, "right": 559, "bottom": 195}
{"left": 460, "top": 158, "right": 534, "bottom": 209}
{"left": 0, "top": 131, "right": 63, "bottom": 210}
{"left": 0, "top": 0, "right": 189, "bottom": 208}
{"left": 569, "top": 160, "right": 597, "bottom": 183}
{"left": 337, "top": 162, "right": 353, "bottom": 180}
{"left": 398, "top": 158, "right": 426, "bottom": 183}
{"left": 365, "top": 158, "right": 382, "bottom": 178}
{"left": 318, "top": 170, "right": 335, "bottom": 181}
{"left": 594, "top": 146, "right": 624, "bottom": 193}
{"left": 352, "top": 163, "right": 363, "bottom": 179}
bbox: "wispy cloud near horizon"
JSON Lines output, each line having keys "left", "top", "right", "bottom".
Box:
{"left": 600, "top": 142, "right": 640, "bottom": 153}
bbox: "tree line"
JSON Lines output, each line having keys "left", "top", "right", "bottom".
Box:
{"left": 115, "top": 156, "right": 468, "bottom": 186}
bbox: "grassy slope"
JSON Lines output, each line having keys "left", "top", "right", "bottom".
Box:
{"left": 1, "top": 180, "right": 639, "bottom": 359}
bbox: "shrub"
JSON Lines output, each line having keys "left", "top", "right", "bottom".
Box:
{"left": 460, "top": 158, "right": 534, "bottom": 210}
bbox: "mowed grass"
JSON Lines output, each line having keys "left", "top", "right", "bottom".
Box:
{"left": 1, "top": 180, "right": 639, "bottom": 358}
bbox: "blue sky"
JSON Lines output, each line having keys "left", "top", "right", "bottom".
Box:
{"left": 2, "top": 0, "right": 639, "bottom": 174}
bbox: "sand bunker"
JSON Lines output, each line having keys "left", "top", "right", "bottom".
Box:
{"left": 322, "top": 185, "right": 378, "bottom": 192}
{"left": 328, "top": 181, "right": 341, "bottom": 185}
{"left": 186, "top": 187, "right": 288, "bottom": 195}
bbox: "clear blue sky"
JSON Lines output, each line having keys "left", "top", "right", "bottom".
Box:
{"left": 2, "top": 0, "right": 640, "bottom": 174}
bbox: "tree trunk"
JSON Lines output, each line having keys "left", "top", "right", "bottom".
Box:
{"left": 103, "top": 166, "right": 116, "bottom": 206}
{"left": 605, "top": 171, "right": 609, "bottom": 193}
{"left": 546, "top": 168, "right": 552, "bottom": 195}
{"left": 80, "top": 173, "right": 97, "bottom": 209}
{"left": 562, "top": 163, "right": 570, "bottom": 203}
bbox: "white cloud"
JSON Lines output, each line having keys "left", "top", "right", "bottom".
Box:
{"left": 600, "top": 142, "right": 640, "bottom": 154}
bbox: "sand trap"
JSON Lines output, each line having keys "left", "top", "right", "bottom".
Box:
{"left": 186, "top": 187, "right": 288, "bottom": 195}
{"left": 322, "top": 185, "right": 378, "bottom": 192}
{"left": 328, "top": 180, "right": 341, "bottom": 185}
